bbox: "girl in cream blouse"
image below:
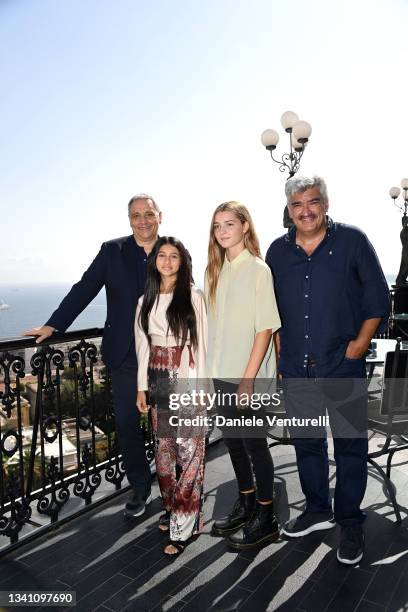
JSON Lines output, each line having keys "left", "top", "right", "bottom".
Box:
{"left": 205, "top": 201, "right": 281, "bottom": 550}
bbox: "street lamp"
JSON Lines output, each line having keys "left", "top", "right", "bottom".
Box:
{"left": 261, "top": 111, "right": 312, "bottom": 227}
{"left": 261, "top": 111, "right": 312, "bottom": 179}
{"left": 389, "top": 178, "right": 408, "bottom": 286}
{"left": 389, "top": 179, "right": 408, "bottom": 216}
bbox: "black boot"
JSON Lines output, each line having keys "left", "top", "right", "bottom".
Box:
{"left": 227, "top": 502, "right": 280, "bottom": 549}
{"left": 211, "top": 491, "right": 256, "bottom": 536}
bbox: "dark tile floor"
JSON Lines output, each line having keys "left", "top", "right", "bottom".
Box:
{"left": 2, "top": 436, "right": 408, "bottom": 612}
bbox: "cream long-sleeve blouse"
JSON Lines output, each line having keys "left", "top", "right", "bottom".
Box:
{"left": 135, "top": 286, "right": 208, "bottom": 391}
{"left": 205, "top": 249, "right": 281, "bottom": 380}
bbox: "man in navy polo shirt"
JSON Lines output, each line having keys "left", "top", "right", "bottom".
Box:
{"left": 266, "top": 176, "right": 390, "bottom": 565}
{"left": 24, "top": 194, "right": 161, "bottom": 519}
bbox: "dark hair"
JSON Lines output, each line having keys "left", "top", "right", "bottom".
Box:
{"left": 139, "top": 237, "right": 198, "bottom": 349}
{"left": 127, "top": 193, "right": 160, "bottom": 214}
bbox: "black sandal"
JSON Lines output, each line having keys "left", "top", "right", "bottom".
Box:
{"left": 158, "top": 510, "right": 171, "bottom": 532}
{"left": 164, "top": 539, "right": 186, "bottom": 556}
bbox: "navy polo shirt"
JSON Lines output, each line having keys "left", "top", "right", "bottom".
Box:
{"left": 266, "top": 218, "right": 391, "bottom": 377}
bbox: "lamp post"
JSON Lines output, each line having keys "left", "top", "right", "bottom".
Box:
{"left": 261, "top": 111, "right": 312, "bottom": 227}
{"left": 390, "top": 179, "right": 408, "bottom": 286}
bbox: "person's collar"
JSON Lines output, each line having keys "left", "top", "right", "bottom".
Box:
{"left": 325, "top": 217, "right": 335, "bottom": 237}
{"left": 224, "top": 248, "right": 251, "bottom": 267}
{"left": 132, "top": 234, "right": 160, "bottom": 254}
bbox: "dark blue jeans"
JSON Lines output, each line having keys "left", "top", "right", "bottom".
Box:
{"left": 110, "top": 349, "right": 151, "bottom": 496}
{"left": 283, "top": 357, "right": 368, "bottom": 526}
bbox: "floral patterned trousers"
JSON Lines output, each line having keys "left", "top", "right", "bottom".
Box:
{"left": 148, "top": 345, "right": 205, "bottom": 542}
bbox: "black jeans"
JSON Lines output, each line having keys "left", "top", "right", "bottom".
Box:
{"left": 213, "top": 379, "right": 274, "bottom": 501}
{"left": 110, "top": 349, "right": 151, "bottom": 496}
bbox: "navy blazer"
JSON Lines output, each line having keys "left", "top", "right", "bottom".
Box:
{"left": 46, "top": 235, "right": 147, "bottom": 369}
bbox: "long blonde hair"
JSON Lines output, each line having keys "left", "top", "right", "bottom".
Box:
{"left": 206, "top": 201, "right": 261, "bottom": 306}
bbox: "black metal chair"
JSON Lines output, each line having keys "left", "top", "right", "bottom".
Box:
{"left": 367, "top": 338, "right": 408, "bottom": 522}
{"left": 267, "top": 385, "right": 295, "bottom": 448}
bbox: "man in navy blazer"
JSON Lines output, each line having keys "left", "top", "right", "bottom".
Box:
{"left": 24, "top": 194, "right": 161, "bottom": 518}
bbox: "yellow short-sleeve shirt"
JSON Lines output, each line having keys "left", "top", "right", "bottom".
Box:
{"left": 205, "top": 249, "right": 281, "bottom": 380}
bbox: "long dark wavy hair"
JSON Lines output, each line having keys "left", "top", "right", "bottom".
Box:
{"left": 139, "top": 237, "right": 198, "bottom": 349}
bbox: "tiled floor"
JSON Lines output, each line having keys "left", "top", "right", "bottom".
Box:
{"left": 2, "top": 435, "right": 408, "bottom": 612}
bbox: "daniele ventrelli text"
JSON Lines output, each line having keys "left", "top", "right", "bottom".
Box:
{"left": 167, "top": 415, "right": 330, "bottom": 428}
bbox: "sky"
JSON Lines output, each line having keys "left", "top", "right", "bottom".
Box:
{"left": 1, "top": 0, "right": 408, "bottom": 286}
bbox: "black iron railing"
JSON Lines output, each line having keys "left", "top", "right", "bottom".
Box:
{"left": 0, "top": 301, "right": 395, "bottom": 557}
{"left": 0, "top": 329, "right": 154, "bottom": 555}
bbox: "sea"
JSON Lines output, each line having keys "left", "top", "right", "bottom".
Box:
{"left": 0, "top": 284, "right": 106, "bottom": 340}
{"left": 0, "top": 275, "right": 397, "bottom": 341}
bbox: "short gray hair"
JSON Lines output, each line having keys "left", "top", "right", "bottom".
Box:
{"left": 285, "top": 176, "right": 329, "bottom": 204}
{"left": 127, "top": 193, "right": 160, "bottom": 214}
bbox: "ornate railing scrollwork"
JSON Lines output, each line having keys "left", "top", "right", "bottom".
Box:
{"left": 104, "top": 440, "right": 126, "bottom": 489}
{"left": 73, "top": 444, "right": 101, "bottom": 505}
{"left": 0, "top": 328, "right": 154, "bottom": 554}
{"left": 37, "top": 456, "right": 70, "bottom": 522}
{"left": 0, "top": 352, "right": 25, "bottom": 418}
